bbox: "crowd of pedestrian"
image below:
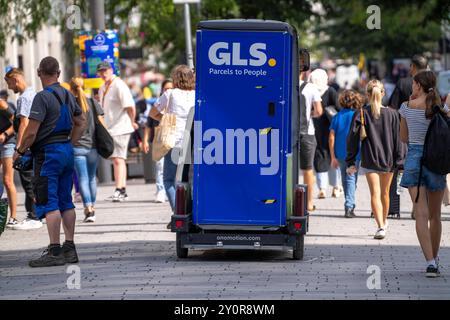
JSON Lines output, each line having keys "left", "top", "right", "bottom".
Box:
{"left": 299, "top": 55, "right": 450, "bottom": 277}
{"left": 0, "top": 52, "right": 448, "bottom": 279}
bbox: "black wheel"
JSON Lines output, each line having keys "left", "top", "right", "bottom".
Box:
{"left": 176, "top": 233, "right": 188, "bottom": 258}
{"left": 293, "top": 235, "right": 304, "bottom": 260}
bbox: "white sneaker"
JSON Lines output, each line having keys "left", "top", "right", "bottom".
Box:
{"left": 5, "top": 218, "right": 18, "bottom": 228}
{"left": 12, "top": 218, "right": 43, "bottom": 230}
{"left": 332, "top": 186, "right": 343, "bottom": 198}
{"left": 155, "top": 191, "right": 166, "bottom": 203}
{"left": 374, "top": 228, "right": 386, "bottom": 240}
{"left": 112, "top": 190, "right": 123, "bottom": 202}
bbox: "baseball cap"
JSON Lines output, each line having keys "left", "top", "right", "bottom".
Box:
{"left": 96, "top": 61, "right": 113, "bottom": 72}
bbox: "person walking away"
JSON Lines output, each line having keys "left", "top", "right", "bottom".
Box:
{"left": 13, "top": 56, "right": 86, "bottom": 267}
{"left": 149, "top": 65, "right": 195, "bottom": 217}
{"left": 399, "top": 70, "right": 450, "bottom": 278}
{"left": 299, "top": 71, "right": 323, "bottom": 211}
{"left": 3, "top": 67, "right": 43, "bottom": 230}
{"left": 389, "top": 55, "right": 428, "bottom": 110}
{"left": 330, "top": 90, "right": 364, "bottom": 218}
{"left": 69, "top": 77, "right": 105, "bottom": 223}
{"left": 97, "top": 61, "right": 138, "bottom": 202}
{"left": 347, "top": 80, "right": 404, "bottom": 240}
{"left": 143, "top": 79, "right": 173, "bottom": 203}
{"left": 0, "top": 95, "right": 17, "bottom": 227}
{"left": 389, "top": 55, "right": 427, "bottom": 220}
{"left": 308, "top": 68, "right": 342, "bottom": 199}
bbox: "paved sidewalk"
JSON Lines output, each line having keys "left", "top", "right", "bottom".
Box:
{"left": 1, "top": 176, "right": 450, "bottom": 300}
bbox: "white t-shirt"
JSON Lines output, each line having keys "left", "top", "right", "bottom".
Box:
{"left": 300, "top": 80, "right": 322, "bottom": 135}
{"left": 155, "top": 88, "right": 195, "bottom": 148}
{"left": 99, "top": 76, "right": 136, "bottom": 136}
{"left": 17, "top": 87, "right": 36, "bottom": 118}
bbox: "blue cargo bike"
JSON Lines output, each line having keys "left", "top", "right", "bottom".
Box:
{"left": 171, "top": 19, "right": 310, "bottom": 260}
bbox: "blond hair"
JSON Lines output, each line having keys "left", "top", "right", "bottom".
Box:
{"left": 366, "top": 80, "right": 384, "bottom": 119}
{"left": 69, "top": 77, "right": 89, "bottom": 113}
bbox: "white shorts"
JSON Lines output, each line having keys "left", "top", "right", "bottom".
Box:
{"left": 110, "top": 134, "right": 131, "bottom": 160}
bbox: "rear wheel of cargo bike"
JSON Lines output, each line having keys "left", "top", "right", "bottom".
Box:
{"left": 176, "top": 233, "right": 188, "bottom": 258}
{"left": 293, "top": 235, "right": 304, "bottom": 260}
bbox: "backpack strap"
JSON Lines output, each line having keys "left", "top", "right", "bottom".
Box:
{"left": 415, "top": 112, "right": 435, "bottom": 203}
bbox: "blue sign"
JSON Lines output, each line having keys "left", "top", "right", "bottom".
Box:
{"left": 79, "top": 30, "right": 120, "bottom": 79}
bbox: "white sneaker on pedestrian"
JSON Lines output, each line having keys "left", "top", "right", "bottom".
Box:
{"left": 374, "top": 228, "right": 386, "bottom": 240}
{"left": 5, "top": 218, "right": 18, "bottom": 228}
{"left": 112, "top": 190, "right": 122, "bottom": 202}
{"left": 155, "top": 191, "right": 166, "bottom": 203}
{"left": 120, "top": 191, "right": 129, "bottom": 201}
{"left": 332, "top": 186, "right": 343, "bottom": 198}
{"left": 12, "top": 218, "right": 43, "bottom": 230}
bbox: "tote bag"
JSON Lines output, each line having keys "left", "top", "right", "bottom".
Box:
{"left": 152, "top": 92, "right": 177, "bottom": 161}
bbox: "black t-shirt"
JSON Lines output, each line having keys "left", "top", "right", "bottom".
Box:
{"left": 74, "top": 98, "right": 104, "bottom": 149}
{"left": 0, "top": 103, "right": 16, "bottom": 144}
{"left": 29, "top": 83, "right": 82, "bottom": 147}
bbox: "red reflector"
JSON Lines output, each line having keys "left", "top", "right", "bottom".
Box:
{"left": 175, "top": 220, "right": 184, "bottom": 228}
{"left": 294, "top": 222, "right": 302, "bottom": 230}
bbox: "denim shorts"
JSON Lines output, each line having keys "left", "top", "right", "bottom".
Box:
{"left": 0, "top": 143, "right": 15, "bottom": 159}
{"left": 400, "top": 144, "right": 447, "bottom": 191}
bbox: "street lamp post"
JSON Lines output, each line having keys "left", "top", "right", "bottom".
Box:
{"left": 174, "top": 0, "right": 200, "bottom": 69}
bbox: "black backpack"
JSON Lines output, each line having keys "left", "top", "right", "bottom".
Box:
{"left": 415, "top": 106, "right": 450, "bottom": 202}
{"left": 422, "top": 106, "right": 450, "bottom": 175}
{"left": 299, "top": 82, "right": 309, "bottom": 135}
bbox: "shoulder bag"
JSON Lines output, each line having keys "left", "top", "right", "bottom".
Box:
{"left": 91, "top": 98, "right": 114, "bottom": 159}
{"left": 360, "top": 108, "right": 367, "bottom": 141}
{"left": 152, "top": 92, "right": 177, "bottom": 161}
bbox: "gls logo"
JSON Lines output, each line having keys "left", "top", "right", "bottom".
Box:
{"left": 208, "top": 42, "right": 268, "bottom": 66}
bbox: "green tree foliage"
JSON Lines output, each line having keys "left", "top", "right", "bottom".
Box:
{"left": 0, "top": 0, "right": 448, "bottom": 73}
{"left": 318, "top": 0, "right": 450, "bottom": 61}
{"left": 105, "top": 0, "right": 316, "bottom": 71}
{"left": 0, "top": 0, "right": 51, "bottom": 55}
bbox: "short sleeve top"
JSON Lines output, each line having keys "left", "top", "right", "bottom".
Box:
{"left": 399, "top": 102, "right": 449, "bottom": 145}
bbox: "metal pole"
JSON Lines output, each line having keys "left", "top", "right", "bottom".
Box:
{"left": 445, "top": 20, "right": 449, "bottom": 70}
{"left": 90, "top": 0, "right": 106, "bottom": 30}
{"left": 89, "top": 0, "right": 112, "bottom": 184}
{"left": 184, "top": 3, "right": 194, "bottom": 69}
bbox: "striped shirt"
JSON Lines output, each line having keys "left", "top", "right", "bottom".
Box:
{"left": 399, "top": 102, "right": 449, "bottom": 145}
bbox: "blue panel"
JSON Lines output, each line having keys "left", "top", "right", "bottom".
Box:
{"left": 194, "top": 29, "right": 293, "bottom": 226}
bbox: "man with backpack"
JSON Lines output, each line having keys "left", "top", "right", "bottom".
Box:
{"left": 299, "top": 71, "right": 323, "bottom": 212}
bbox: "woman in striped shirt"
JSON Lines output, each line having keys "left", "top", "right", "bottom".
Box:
{"left": 399, "top": 70, "right": 450, "bottom": 278}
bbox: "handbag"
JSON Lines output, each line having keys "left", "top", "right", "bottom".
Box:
{"left": 152, "top": 92, "right": 177, "bottom": 161}
{"left": 360, "top": 108, "right": 367, "bottom": 141}
{"left": 91, "top": 98, "right": 114, "bottom": 159}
